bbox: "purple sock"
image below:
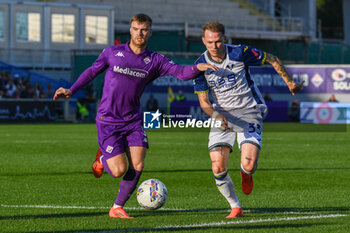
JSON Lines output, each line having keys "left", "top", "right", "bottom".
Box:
{"left": 115, "top": 168, "right": 142, "bottom": 206}
{"left": 101, "top": 156, "right": 115, "bottom": 177}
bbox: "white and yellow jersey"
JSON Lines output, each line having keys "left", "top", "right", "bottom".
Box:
{"left": 194, "top": 44, "right": 267, "bottom": 112}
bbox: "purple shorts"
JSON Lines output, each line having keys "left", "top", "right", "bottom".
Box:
{"left": 96, "top": 120, "right": 149, "bottom": 159}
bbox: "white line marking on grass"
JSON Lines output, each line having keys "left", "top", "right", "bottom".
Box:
{"left": 1, "top": 204, "right": 348, "bottom": 232}
{"left": 0, "top": 204, "right": 336, "bottom": 216}
{"left": 0, "top": 204, "right": 226, "bottom": 212}
{"left": 0, "top": 204, "right": 110, "bottom": 210}
{"left": 92, "top": 214, "right": 349, "bottom": 233}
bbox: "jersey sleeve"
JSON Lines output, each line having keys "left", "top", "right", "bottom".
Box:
{"left": 241, "top": 45, "right": 266, "bottom": 67}
{"left": 70, "top": 47, "right": 109, "bottom": 95}
{"left": 156, "top": 54, "right": 200, "bottom": 81}
{"left": 193, "top": 54, "right": 209, "bottom": 94}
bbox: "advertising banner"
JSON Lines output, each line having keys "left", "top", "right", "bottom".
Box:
{"left": 145, "top": 65, "right": 350, "bottom": 94}
{"left": 251, "top": 66, "right": 325, "bottom": 94}
{"left": 300, "top": 102, "right": 350, "bottom": 124}
{"left": 325, "top": 67, "right": 350, "bottom": 93}
{"left": 155, "top": 100, "right": 289, "bottom": 123}
{"left": 0, "top": 100, "right": 59, "bottom": 122}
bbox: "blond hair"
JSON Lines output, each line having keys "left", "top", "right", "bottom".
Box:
{"left": 131, "top": 13, "right": 152, "bottom": 27}
{"left": 202, "top": 21, "right": 225, "bottom": 36}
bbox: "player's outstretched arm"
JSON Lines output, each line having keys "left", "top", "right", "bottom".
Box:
{"left": 197, "top": 92, "right": 229, "bottom": 130}
{"left": 53, "top": 87, "right": 72, "bottom": 100}
{"left": 196, "top": 63, "right": 220, "bottom": 72}
{"left": 266, "top": 53, "right": 304, "bottom": 95}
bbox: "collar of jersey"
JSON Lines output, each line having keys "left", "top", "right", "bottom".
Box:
{"left": 125, "top": 41, "right": 150, "bottom": 56}
{"left": 206, "top": 48, "right": 227, "bottom": 64}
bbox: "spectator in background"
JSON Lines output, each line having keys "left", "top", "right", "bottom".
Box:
{"left": 21, "top": 82, "right": 34, "bottom": 98}
{"left": 13, "top": 89, "right": 21, "bottom": 99}
{"left": 176, "top": 90, "right": 186, "bottom": 102}
{"left": 263, "top": 92, "right": 272, "bottom": 101}
{"left": 146, "top": 94, "right": 159, "bottom": 111}
{"left": 77, "top": 98, "right": 89, "bottom": 121}
{"left": 21, "top": 76, "right": 29, "bottom": 86}
{"left": 6, "top": 79, "right": 17, "bottom": 97}
{"left": 288, "top": 99, "right": 300, "bottom": 122}
{"left": 46, "top": 83, "right": 54, "bottom": 99}
{"left": 17, "top": 78, "right": 26, "bottom": 97}
{"left": 328, "top": 94, "right": 338, "bottom": 102}
{"left": 0, "top": 86, "right": 9, "bottom": 99}
{"left": 13, "top": 74, "right": 20, "bottom": 85}
{"left": 84, "top": 84, "right": 97, "bottom": 121}
{"left": 114, "top": 36, "right": 122, "bottom": 45}
{"left": 5, "top": 72, "right": 11, "bottom": 84}
{"left": 34, "top": 83, "right": 42, "bottom": 98}
{"left": 0, "top": 70, "right": 6, "bottom": 87}
{"left": 0, "top": 72, "right": 57, "bottom": 100}
{"left": 0, "top": 69, "right": 5, "bottom": 78}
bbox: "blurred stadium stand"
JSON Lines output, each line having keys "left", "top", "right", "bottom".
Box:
{"left": 1, "top": 0, "right": 348, "bottom": 72}
{"left": 0, "top": 61, "right": 85, "bottom": 98}
{"left": 1, "top": 0, "right": 350, "bottom": 123}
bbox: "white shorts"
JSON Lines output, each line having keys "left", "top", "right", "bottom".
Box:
{"left": 208, "top": 128, "right": 262, "bottom": 152}
{"left": 208, "top": 106, "right": 265, "bottom": 152}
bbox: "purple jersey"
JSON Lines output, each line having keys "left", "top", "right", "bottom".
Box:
{"left": 70, "top": 43, "right": 200, "bottom": 125}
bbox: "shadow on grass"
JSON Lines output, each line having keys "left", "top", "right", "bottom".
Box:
{"left": 0, "top": 171, "right": 92, "bottom": 177}
{"left": 26, "top": 222, "right": 332, "bottom": 233}
{"left": 0, "top": 211, "right": 106, "bottom": 221}
{"left": 2, "top": 166, "right": 350, "bottom": 177}
{"left": 133, "top": 206, "right": 350, "bottom": 216}
{"left": 247, "top": 206, "right": 350, "bottom": 213}
{"left": 3, "top": 206, "right": 348, "bottom": 233}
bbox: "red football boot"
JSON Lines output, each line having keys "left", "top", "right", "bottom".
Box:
{"left": 92, "top": 148, "right": 104, "bottom": 178}
{"left": 109, "top": 207, "right": 134, "bottom": 219}
{"left": 225, "top": 207, "right": 243, "bottom": 218}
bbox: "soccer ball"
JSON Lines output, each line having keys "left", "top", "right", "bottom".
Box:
{"left": 136, "top": 179, "right": 168, "bottom": 210}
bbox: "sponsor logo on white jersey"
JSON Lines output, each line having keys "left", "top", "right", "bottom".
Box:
{"left": 113, "top": 66, "right": 148, "bottom": 78}
{"left": 115, "top": 51, "right": 125, "bottom": 57}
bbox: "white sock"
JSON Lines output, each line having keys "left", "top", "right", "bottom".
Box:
{"left": 113, "top": 203, "right": 122, "bottom": 208}
{"left": 99, "top": 155, "right": 104, "bottom": 164}
{"left": 214, "top": 170, "right": 241, "bottom": 208}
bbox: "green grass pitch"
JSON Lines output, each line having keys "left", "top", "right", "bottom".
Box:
{"left": 0, "top": 123, "right": 349, "bottom": 232}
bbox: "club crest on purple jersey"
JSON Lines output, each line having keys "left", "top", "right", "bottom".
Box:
{"left": 106, "top": 145, "right": 114, "bottom": 153}
{"left": 143, "top": 57, "right": 151, "bottom": 64}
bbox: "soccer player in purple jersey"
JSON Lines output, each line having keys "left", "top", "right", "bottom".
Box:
{"left": 193, "top": 22, "right": 304, "bottom": 218}
{"left": 53, "top": 14, "right": 218, "bottom": 219}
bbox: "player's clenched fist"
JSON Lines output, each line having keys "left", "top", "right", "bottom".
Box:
{"left": 53, "top": 87, "right": 72, "bottom": 100}
{"left": 288, "top": 80, "right": 305, "bottom": 95}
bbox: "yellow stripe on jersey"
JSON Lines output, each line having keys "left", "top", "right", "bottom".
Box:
{"left": 243, "top": 46, "right": 249, "bottom": 53}
{"left": 261, "top": 52, "right": 267, "bottom": 65}
{"left": 194, "top": 90, "right": 209, "bottom": 94}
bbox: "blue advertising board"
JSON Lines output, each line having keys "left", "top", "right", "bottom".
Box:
{"left": 145, "top": 65, "right": 350, "bottom": 94}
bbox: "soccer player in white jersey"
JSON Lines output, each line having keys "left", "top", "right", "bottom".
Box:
{"left": 193, "top": 22, "right": 304, "bottom": 218}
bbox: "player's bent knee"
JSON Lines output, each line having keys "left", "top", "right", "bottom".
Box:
{"left": 133, "top": 162, "right": 145, "bottom": 172}
{"left": 110, "top": 171, "right": 124, "bottom": 178}
{"left": 241, "top": 162, "right": 258, "bottom": 175}
{"left": 242, "top": 163, "right": 254, "bottom": 173}
{"left": 212, "top": 164, "right": 227, "bottom": 175}
{"left": 110, "top": 166, "right": 127, "bottom": 178}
